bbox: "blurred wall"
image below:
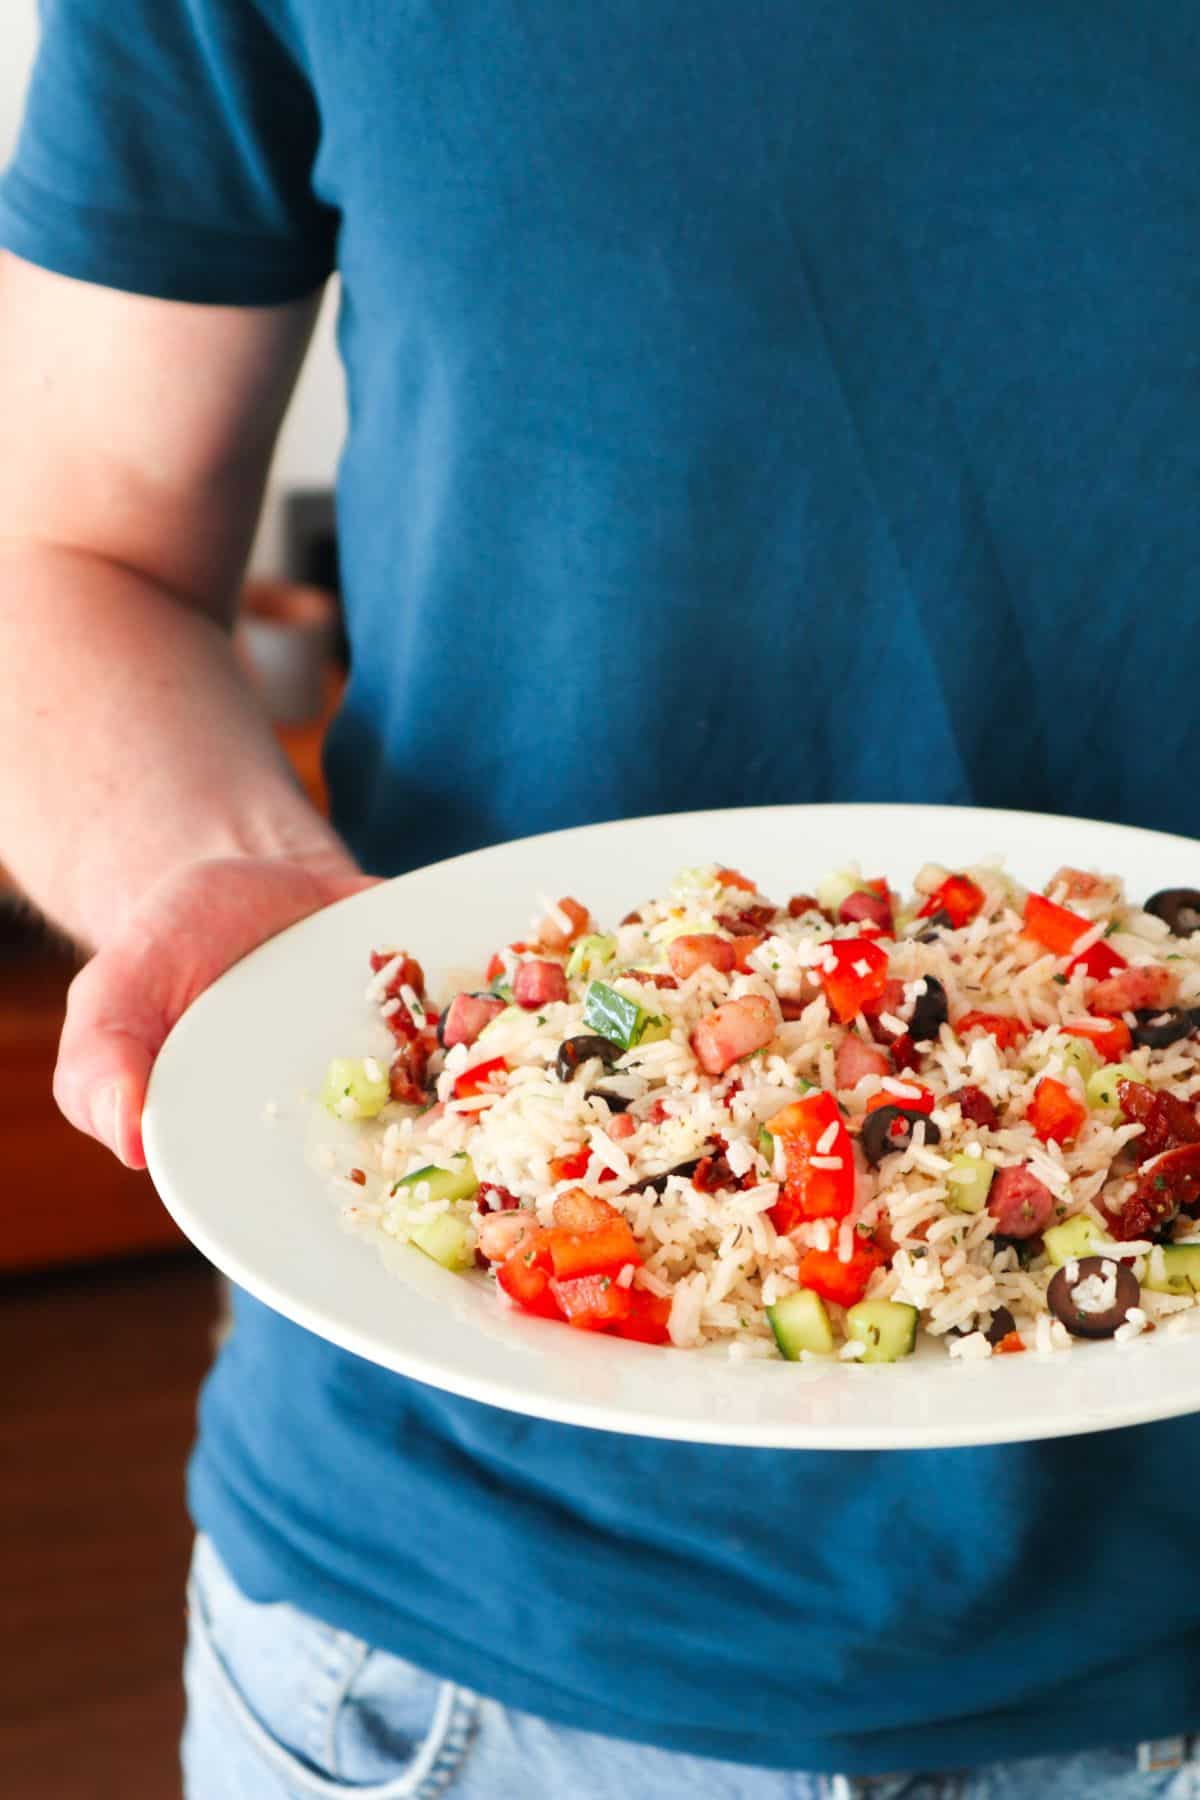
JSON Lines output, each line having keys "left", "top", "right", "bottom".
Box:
{"left": 0, "top": 0, "right": 347, "bottom": 575}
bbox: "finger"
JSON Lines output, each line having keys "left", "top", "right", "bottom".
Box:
{"left": 54, "top": 960, "right": 162, "bottom": 1169}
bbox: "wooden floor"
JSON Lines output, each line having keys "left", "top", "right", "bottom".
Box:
{"left": 1, "top": 1254, "right": 220, "bottom": 1800}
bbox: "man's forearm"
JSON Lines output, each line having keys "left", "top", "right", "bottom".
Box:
{"left": 0, "top": 541, "right": 353, "bottom": 947}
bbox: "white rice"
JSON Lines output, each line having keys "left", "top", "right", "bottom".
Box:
{"left": 325, "top": 858, "right": 1200, "bottom": 1361}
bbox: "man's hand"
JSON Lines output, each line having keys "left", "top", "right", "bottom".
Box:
{"left": 54, "top": 855, "right": 376, "bottom": 1169}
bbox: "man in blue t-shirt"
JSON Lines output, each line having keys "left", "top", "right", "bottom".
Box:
{"left": 4, "top": 5, "right": 1200, "bottom": 1796}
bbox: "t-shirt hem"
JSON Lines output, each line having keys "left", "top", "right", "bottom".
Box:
{"left": 190, "top": 1464, "right": 1200, "bottom": 1778}
{"left": 0, "top": 166, "right": 334, "bottom": 307}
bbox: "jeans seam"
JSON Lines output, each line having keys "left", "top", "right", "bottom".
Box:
{"left": 187, "top": 1546, "right": 476, "bottom": 1800}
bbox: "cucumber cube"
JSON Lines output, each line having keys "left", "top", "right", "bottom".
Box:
{"left": 945, "top": 1152, "right": 995, "bottom": 1214}
{"left": 815, "top": 867, "right": 865, "bottom": 915}
{"left": 1085, "top": 1062, "right": 1140, "bottom": 1114}
{"left": 566, "top": 933, "right": 617, "bottom": 980}
{"left": 392, "top": 1155, "right": 478, "bottom": 1206}
{"left": 767, "top": 1289, "right": 835, "bottom": 1359}
{"left": 322, "top": 1056, "right": 390, "bottom": 1119}
{"left": 583, "top": 981, "right": 649, "bottom": 1049}
{"left": 1043, "top": 1214, "right": 1107, "bottom": 1265}
{"left": 410, "top": 1213, "right": 474, "bottom": 1271}
{"left": 845, "top": 1300, "right": 919, "bottom": 1363}
{"left": 1143, "top": 1244, "right": 1200, "bottom": 1296}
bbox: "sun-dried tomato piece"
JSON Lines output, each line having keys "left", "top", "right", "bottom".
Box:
{"left": 1116, "top": 1081, "right": 1200, "bottom": 1159}
{"left": 716, "top": 903, "right": 777, "bottom": 935}
{"left": 954, "top": 1084, "right": 1000, "bottom": 1130}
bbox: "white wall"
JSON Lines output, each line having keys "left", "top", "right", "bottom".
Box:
{"left": 1, "top": 0, "right": 346, "bottom": 576}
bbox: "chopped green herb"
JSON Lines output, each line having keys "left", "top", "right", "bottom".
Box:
{"left": 536, "top": 1014, "right": 547, "bottom": 1026}
{"left": 1052, "top": 973, "right": 1067, "bottom": 985}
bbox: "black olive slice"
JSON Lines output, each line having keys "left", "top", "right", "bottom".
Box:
{"left": 587, "top": 1088, "right": 632, "bottom": 1113}
{"left": 1130, "top": 1007, "right": 1198, "bottom": 1050}
{"left": 555, "top": 1035, "right": 623, "bottom": 1082}
{"left": 861, "top": 1106, "right": 942, "bottom": 1167}
{"left": 1145, "top": 889, "right": 1200, "bottom": 936}
{"left": 907, "top": 976, "right": 949, "bottom": 1044}
{"left": 639, "top": 1159, "right": 702, "bottom": 1195}
{"left": 914, "top": 909, "right": 954, "bottom": 942}
{"left": 983, "top": 1305, "right": 1017, "bottom": 1346}
{"left": 1046, "top": 1255, "right": 1140, "bottom": 1339}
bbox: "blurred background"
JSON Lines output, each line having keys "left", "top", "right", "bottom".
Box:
{"left": 2, "top": 9, "right": 350, "bottom": 1794}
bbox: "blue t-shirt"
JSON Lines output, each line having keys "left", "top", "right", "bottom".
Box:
{"left": 6, "top": 2, "right": 1200, "bottom": 1775}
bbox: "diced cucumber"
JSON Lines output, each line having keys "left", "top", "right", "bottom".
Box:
{"left": 1143, "top": 1244, "right": 1200, "bottom": 1296}
{"left": 583, "top": 980, "right": 651, "bottom": 1049}
{"left": 845, "top": 1300, "right": 919, "bottom": 1363}
{"left": 566, "top": 933, "right": 617, "bottom": 980}
{"left": 409, "top": 1212, "right": 474, "bottom": 1271}
{"left": 1085, "top": 1062, "right": 1140, "bottom": 1113}
{"left": 767, "top": 1289, "right": 835, "bottom": 1359}
{"left": 476, "top": 1003, "right": 520, "bottom": 1041}
{"left": 1057, "top": 1038, "right": 1100, "bottom": 1083}
{"left": 945, "top": 1152, "right": 994, "bottom": 1214}
{"left": 322, "top": 1056, "right": 390, "bottom": 1119}
{"left": 815, "top": 866, "right": 864, "bottom": 916}
{"left": 758, "top": 1126, "right": 775, "bottom": 1159}
{"left": 392, "top": 1154, "right": 478, "bottom": 1206}
{"left": 1042, "top": 1214, "right": 1108, "bottom": 1265}
{"left": 637, "top": 1012, "right": 672, "bottom": 1045}
{"left": 671, "top": 865, "right": 721, "bottom": 896}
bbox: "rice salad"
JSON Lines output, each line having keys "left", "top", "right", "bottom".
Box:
{"left": 320, "top": 861, "right": 1200, "bottom": 1364}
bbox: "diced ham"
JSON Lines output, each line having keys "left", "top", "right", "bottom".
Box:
{"left": 987, "top": 1165, "right": 1055, "bottom": 1239}
{"left": 534, "top": 896, "right": 591, "bottom": 951}
{"left": 607, "top": 1112, "right": 637, "bottom": 1140}
{"left": 838, "top": 890, "right": 894, "bottom": 933}
{"left": 441, "top": 991, "right": 506, "bottom": 1048}
{"left": 691, "top": 995, "right": 777, "bottom": 1076}
{"left": 863, "top": 979, "right": 908, "bottom": 1042}
{"left": 1048, "top": 866, "right": 1112, "bottom": 902}
{"left": 1089, "top": 964, "right": 1179, "bottom": 1016}
{"left": 513, "top": 959, "right": 569, "bottom": 1009}
{"left": 477, "top": 1210, "right": 539, "bottom": 1262}
{"left": 835, "top": 1036, "right": 891, "bottom": 1090}
{"left": 668, "top": 934, "right": 738, "bottom": 980}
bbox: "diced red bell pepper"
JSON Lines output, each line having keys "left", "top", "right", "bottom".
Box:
{"left": 610, "top": 1289, "right": 673, "bottom": 1344}
{"left": 549, "top": 1148, "right": 591, "bottom": 1182}
{"left": 497, "top": 1231, "right": 561, "bottom": 1318}
{"left": 452, "top": 1056, "right": 507, "bottom": 1100}
{"left": 795, "top": 1243, "right": 884, "bottom": 1309}
{"left": 955, "top": 1011, "right": 1029, "bottom": 1051}
{"left": 766, "top": 1092, "right": 855, "bottom": 1229}
{"left": 1023, "top": 892, "right": 1089, "bottom": 957}
{"left": 715, "top": 867, "right": 757, "bottom": 893}
{"left": 865, "top": 1082, "right": 935, "bottom": 1117}
{"left": 1027, "top": 1076, "right": 1087, "bottom": 1144}
{"left": 485, "top": 942, "right": 528, "bottom": 983}
{"left": 1066, "top": 938, "right": 1126, "bottom": 981}
{"left": 1061, "top": 1016, "right": 1133, "bottom": 1063}
{"left": 993, "top": 1331, "right": 1026, "bottom": 1355}
{"left": 818, "top": 937, "right": 890, "bottom": 1023}
{"left": 547, "top": 1221, "right": 642, "bottom": 1280}
{"left": 917, "top": 873, "right": 985, "bottom": 928}
{"left": 549, "top": 1272, "right": 634, "bottom": 1330}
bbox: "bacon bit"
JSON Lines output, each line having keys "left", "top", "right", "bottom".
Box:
{"left": 716, "top": 905, "right": 777, "bottom": 936}
{"left": 349, "top": 1168, "right": 367, "bottom": 1186}
{"left": 624, "top": 969, "right": 680, "bottom": 990}
{"left": 388, "top": 1037, "right": 431, "bottom": 1105}
{"left": 620, "top": 909, "right": 643, "bottom": 926}
{"left": 779, "top": 997, "right": 809, "bottom": 1021}
{"left": 787, "top": 894, "right": 825, "bottom": 919}
{"left": 890, "top": 1034, "right": 920, "bottom": 1072}
{"left": 369, "top": 951, "right": 425, "bottom": 997}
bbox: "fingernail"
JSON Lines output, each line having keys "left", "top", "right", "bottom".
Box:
{"left": 93, "top": 1083, "right": 121, "bottom": 1152}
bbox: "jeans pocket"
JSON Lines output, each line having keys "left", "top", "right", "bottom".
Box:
{"left": 186, "top": 1535, "right": 477, "bottom": 1799}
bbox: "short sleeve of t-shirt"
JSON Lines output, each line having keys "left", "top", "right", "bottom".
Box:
{"left": 0, "top": 0, "right": 335, "bottom": 304}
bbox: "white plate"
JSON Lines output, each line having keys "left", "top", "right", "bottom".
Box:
{"left": 143, "top": 803, "right": 1200, "bottom": 1449}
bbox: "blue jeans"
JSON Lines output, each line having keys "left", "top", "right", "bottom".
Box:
{"left": 183, "top": 1536, "right": 1200, "bottom": 1800}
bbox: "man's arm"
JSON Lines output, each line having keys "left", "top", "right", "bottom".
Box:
{"left": 0, "top": 253, "right": 366, "bottom": 1164}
